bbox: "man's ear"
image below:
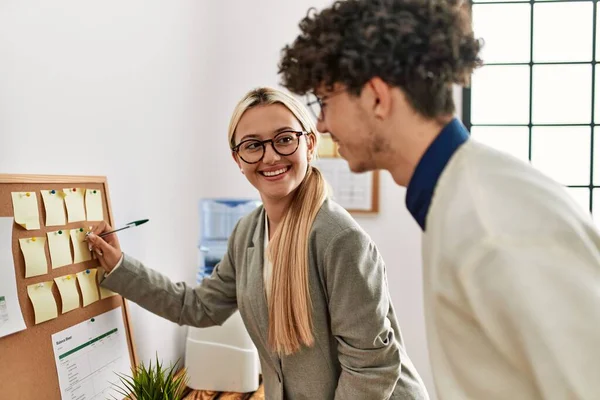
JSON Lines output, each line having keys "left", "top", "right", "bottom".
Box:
{"left": 363, "top": 77, "right": 393, "bottom": 119}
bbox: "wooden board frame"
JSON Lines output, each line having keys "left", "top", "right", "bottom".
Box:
{"left": 0, "top": 174, "right": 137, "bottom": 400}
{"left": 349, "top": 169, "right": 379, "bottom": 215}
{"left": 315, "top": 134, "right": 380, "bottom": 214}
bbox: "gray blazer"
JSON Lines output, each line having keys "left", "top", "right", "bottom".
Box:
{"left": 101, "top": 199, "right": 428, "bottom": 399}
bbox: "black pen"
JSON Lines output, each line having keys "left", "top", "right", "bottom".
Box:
{"left": 97, "top": 219, "right": 149, "bottom": 237}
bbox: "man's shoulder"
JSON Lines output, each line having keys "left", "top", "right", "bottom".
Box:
{"left": 442, "top": 139, "right": 571, "bottom": 205}
{"left": 432, "top": 140, "right": 594, "bottom": 239}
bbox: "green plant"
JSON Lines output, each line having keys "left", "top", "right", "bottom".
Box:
{"left": 111, "top": 354, "right": 188, "bottom": 400}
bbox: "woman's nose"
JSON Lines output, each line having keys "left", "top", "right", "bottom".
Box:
{"left": 262, "top": 142, "right": 281, "bottom": 163}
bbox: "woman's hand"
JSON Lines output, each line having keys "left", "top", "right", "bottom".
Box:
{"left": 85, "top": 221, "right": 123, "bottom": 273}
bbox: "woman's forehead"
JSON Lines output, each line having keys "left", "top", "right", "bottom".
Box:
{"left": 235, "top": 104, "right": 302, "bottom": 139}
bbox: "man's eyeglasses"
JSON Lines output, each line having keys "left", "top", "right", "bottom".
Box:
{"left": 305, "top": 89, "right": 346, "bottom": 121}
{"left": 231, "top": 130, "right": 308, "bottom": 164}
{"left": 306, "top": 93, "right": 325, "bottom": 121}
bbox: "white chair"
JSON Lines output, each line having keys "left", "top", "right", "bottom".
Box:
{"left": 184, "top": 310, "right": 260, "bottom": 393}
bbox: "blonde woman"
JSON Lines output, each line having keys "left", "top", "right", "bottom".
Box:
{"left": 87, "top": 87, "right": 428, "bottom": 399}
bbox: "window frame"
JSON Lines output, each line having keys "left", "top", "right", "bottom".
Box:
{"left": 462, "top": 0, "right": 599, "bottom": 213}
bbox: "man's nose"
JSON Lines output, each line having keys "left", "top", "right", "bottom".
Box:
{"left": 316, "top": 118, "right": 329, "bottom": 134}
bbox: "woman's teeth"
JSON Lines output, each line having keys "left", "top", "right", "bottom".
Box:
{"left": 262, "top": 167, "right": 288, "bottom": 177}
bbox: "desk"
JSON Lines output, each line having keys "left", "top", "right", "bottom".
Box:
{"left": 183, "top": 382, "right": 265, "bottom": 399}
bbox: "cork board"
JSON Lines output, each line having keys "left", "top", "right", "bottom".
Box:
{"left": 0, "top": 174, "right": 137, "bottom": 400}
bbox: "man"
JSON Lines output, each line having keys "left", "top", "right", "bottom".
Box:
{"left": 278, "top": 0, "right": 600, "bottom": 399}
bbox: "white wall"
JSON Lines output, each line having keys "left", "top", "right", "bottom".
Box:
{"left": 0, "top": 1, "right": 465, "bottom": 397}
{"left": 0, "top": 0, "right": 208, "bottom": 366}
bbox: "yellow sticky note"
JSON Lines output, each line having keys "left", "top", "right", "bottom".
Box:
{"left": 63, "top": 188, "right": 86, "bottom": 222}
{"left": 11, "top": 192, "right": 41, "bottom": 230}
{"left": 40, "top": 189, "right": 66, "bottom": 226}
{"left": 27, "top": 281, "right": 58, "bottom": 324}
{"left": 85, "top": 189, "right": 104, "bottom": 221}
{"left": 54, "top": 275, "right": 80, "bottom": 313}
{"left": 97, "top": 267, "right": 117, "bottom": 299}
{"left": 47, "top": 229, "right": 72, "bottom": 268}
{"left": 76, "top": 269, "right": 99, "bottom": 307}
{"left": 19, "top": 237, "right": 48, "bottom": 278}
{"left": 318, "top": 135, "right": 337, "bottom": 158}
{"left": 70, "top": 228, "right": 92, "bottom": 264}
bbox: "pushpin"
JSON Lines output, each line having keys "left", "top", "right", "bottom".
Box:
{"left": 79, "top": 228, "right": 84, "bottom": 232}
{"left": 72, "top": 188, "right": 77, "bottom": 192}
{"left": 66, "top": 275, "right": 71, "bottom": 280}
{"left": 37, "top": 283, "right": 44, "bottom": 288}
{"left": 58, "top": 230, "right": 63, "bottom": 235}
{"left": 50, "top": 189, "right": 56, "bottom": 195}
{"left": 91, "top": 318, "right": 95, "bottom": 322}
{"left": 31, "top": 237, "right": 37, "bottom": 242}
{"left": 92, "top": 190, "right": 97, "bottom": 194}
{"left": 85, "top": 269, "right": 90, "bottom": 274}
{"left": 25, "top": 192, "right": 31, "bottom": 197}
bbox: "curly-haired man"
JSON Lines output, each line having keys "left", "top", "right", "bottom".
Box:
{"left": 279, "top": 0, "right": 600, "bottom": 399}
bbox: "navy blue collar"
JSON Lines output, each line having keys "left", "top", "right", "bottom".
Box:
{"left": 405, "top": 118, "right": 470, "bottom": 231}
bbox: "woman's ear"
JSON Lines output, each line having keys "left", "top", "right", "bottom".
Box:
{"left": 307, "top": 133, "right": 316, "bottom": 157}
{"left": 232, "top": 151, "right": 242, "bottom": 170}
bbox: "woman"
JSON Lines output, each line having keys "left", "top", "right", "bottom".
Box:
{"left": 87, "top": 87, "right": 428, "bottom": 399}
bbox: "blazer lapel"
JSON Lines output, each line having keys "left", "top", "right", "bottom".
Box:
{"left": 246, "top": 208, "right": 270, "bottom": 346}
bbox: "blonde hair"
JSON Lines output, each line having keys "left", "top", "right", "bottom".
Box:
{"left": 228, "top": 87, "right": 328, "bottom": 355}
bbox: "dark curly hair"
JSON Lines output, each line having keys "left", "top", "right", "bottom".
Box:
{"left": 278, "top": 0, "right": 483, "bottom": 118}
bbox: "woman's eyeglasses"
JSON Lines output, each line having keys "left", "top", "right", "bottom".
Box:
{"left": 232, "top": 130, "right": 308, "bottom": 164}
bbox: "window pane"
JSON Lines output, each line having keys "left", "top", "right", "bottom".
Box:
{"left": 471, "top": 65, "right": 530, "bottom": 124}
{"left": 473, "top": 0, "right": 525, "bottom": 2}
{"left": 593, "top": 189, "right": 600, "bottom": 224}
{"left": 593, "top": 131, "right": 600, "bottom": 185}
{"left": 598, "top": 7, "right": 600, "bottom": 63}
{"left": 470, "top": 126, "right": 529, "bottom": 162}
{"left": 596, "top": 65, "right": 600, "bottom": 124}
{"left": 473, "top": 4, "right": 531, "bottom": 63}
{"left": 531, "top": 126, "right": 591, "bottom": 185}
{"left": 533, "top": 2, "right": 593, "bottom": 62}
{"left": 567, "top": 187, "right": 590, "bottom": 215}
{"left": 532, "top": 64, "right": 592, "bottom": 124}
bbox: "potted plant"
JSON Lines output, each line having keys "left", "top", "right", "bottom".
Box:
{"left": 112, "top": 354, "right": 189, "bottom": 400}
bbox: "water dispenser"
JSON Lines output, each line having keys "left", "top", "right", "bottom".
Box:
{"left": 185, "top": 198, "right": 262, "bottom": 393}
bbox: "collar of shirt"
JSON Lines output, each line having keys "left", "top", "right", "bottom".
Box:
{"left": 263, "top": 212, "right": 272, "bottom": 299}
{"left": 405, "top": 118, "right": 470, "bottom": 231}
